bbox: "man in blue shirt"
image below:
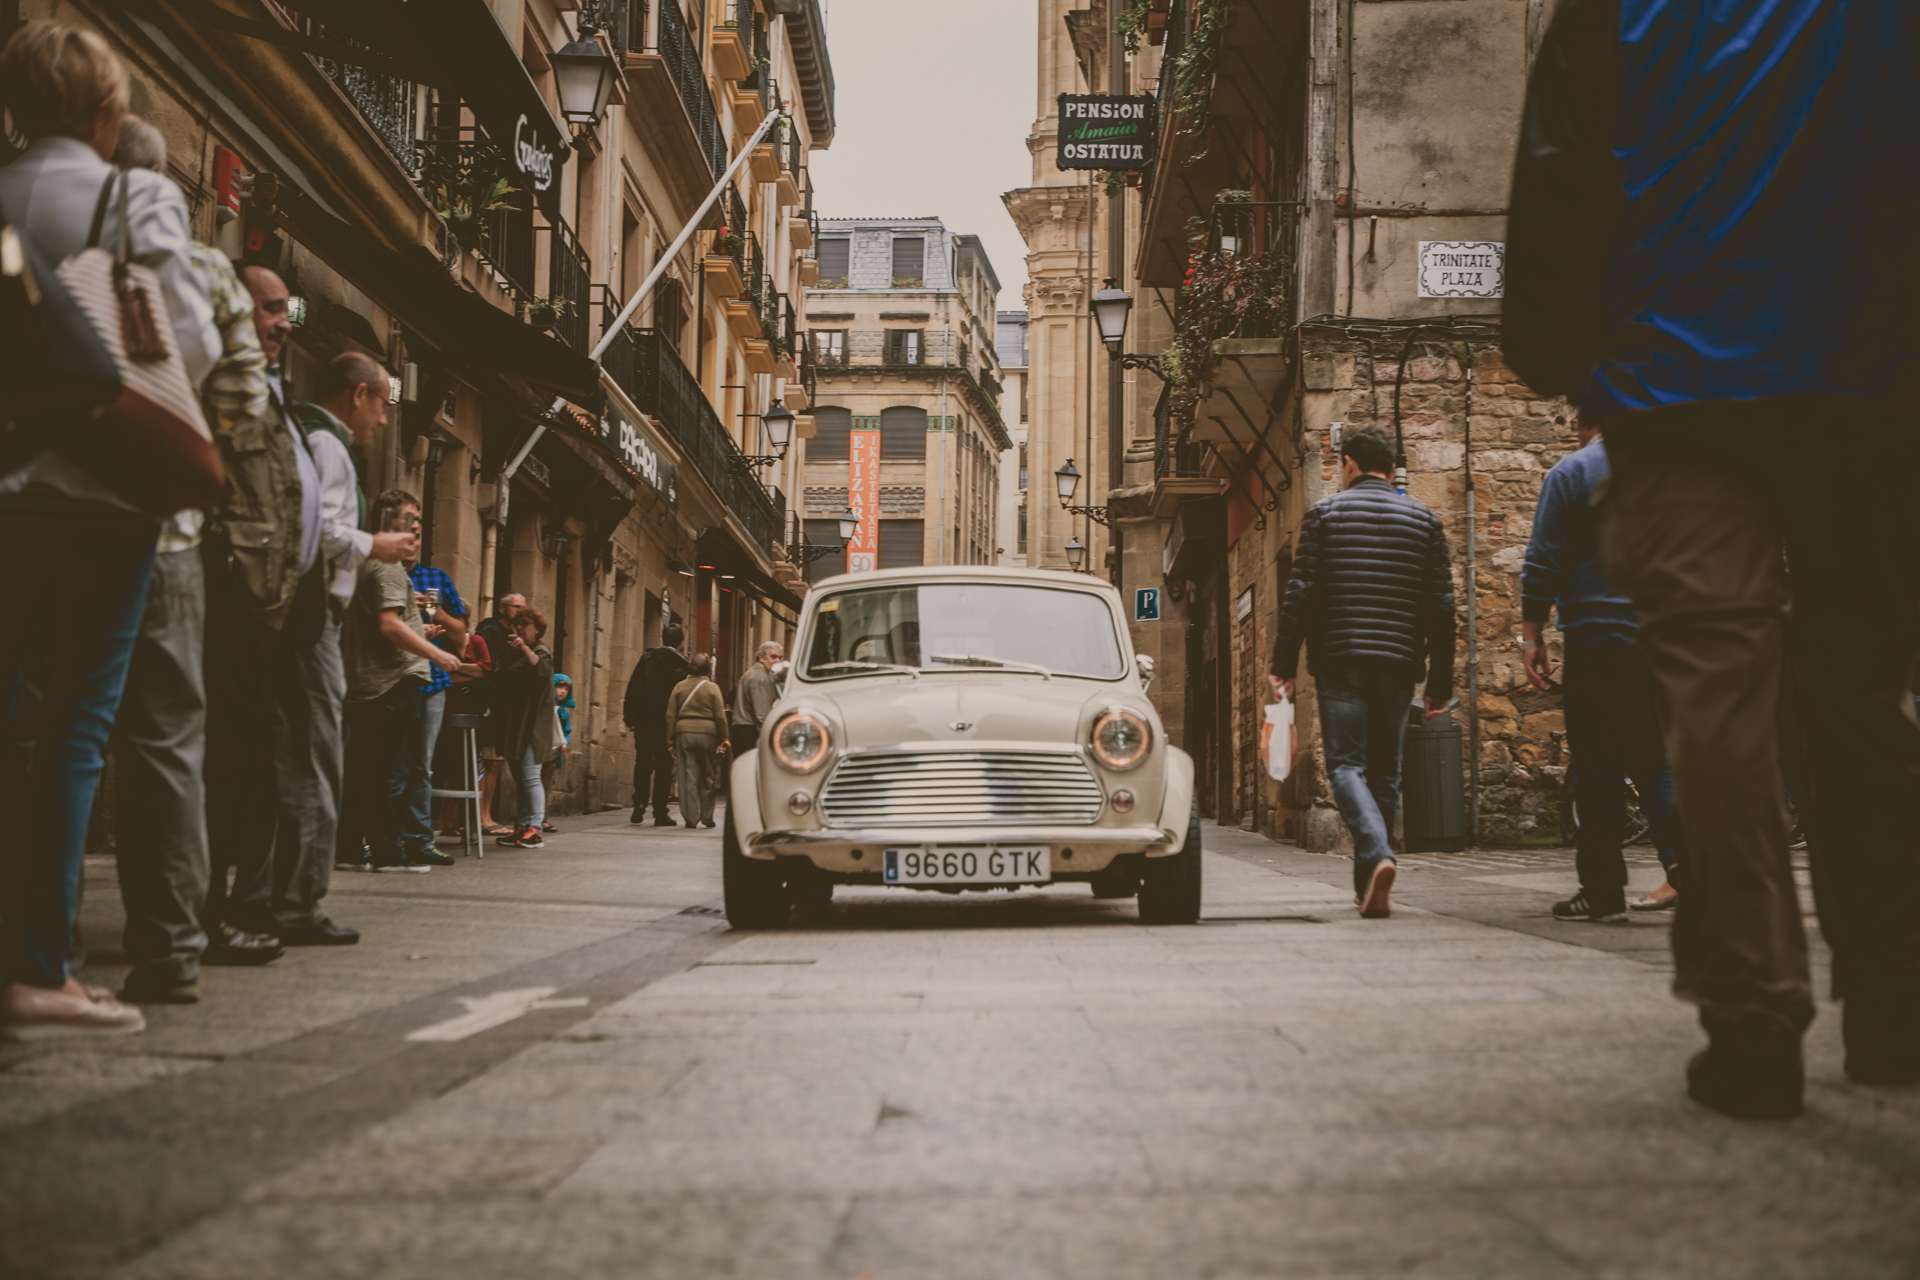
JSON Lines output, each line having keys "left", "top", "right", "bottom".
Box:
{"left": 1507, "top": 0, "right": 1920, "bottom": 1116}
{"left": 1521, "top": 424, "right": 1674, "bottom": 923}
{"left": 403, "top": 559, "right": 467, "bottom": 867}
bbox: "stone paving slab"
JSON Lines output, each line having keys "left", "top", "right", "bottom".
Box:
{"left": 4, "top": 815, "right": 1916, "bottom": 1279}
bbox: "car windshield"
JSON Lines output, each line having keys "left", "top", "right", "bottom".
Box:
{"left": 802, "top": 583, "right": 1126, "bottom": 680}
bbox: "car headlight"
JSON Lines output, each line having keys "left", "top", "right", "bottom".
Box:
{"left": 1090, "top": 708, "right": 1151, "bottom": 771}
{"left": 770, "top": 710, "right": 832, "bottom": 773}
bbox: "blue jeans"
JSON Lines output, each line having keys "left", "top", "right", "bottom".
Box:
{"left": 515, "top": 743, "right": 546, "bottom": 829}
{"left": 1317, "top": 660, "right": 1415, "bottom": 891}
{"left": 404, "top": 688, "right": 445, "bottom": 855}
{"left": 0, "top": 499, "right": 157, "bottom": 987}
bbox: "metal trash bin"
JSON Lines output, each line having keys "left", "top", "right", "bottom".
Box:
{"left": 1402, "top": 703, "right": 1467, "bottom": 853}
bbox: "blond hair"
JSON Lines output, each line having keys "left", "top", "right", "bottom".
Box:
{"left": 0, "top": 21, "right": 130, "bottom": 140}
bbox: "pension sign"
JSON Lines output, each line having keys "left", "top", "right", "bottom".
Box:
{"left": 1056, "top": 94, "right": 1157, "bottom": 170}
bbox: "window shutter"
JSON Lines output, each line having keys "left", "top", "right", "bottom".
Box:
{"left": 817, "top": 238, "right": 850, "bottom": 282}
{"left": 809, "top": 406, "right": 851, "bottom": 461}
{"left": 880, "top": 406, "right": 927, "bottom": 460}
{"left": 890, "top": 237, "right": 924, "bottom": 285}
{"left": 879, "top": 519, "right": 926, "bottom": 568}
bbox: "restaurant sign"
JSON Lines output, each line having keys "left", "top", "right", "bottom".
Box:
{"left": 1055, "top": 94, "right": 1157, "bottom": 170}
{"left": 847, "top": 427, "right": 881, "bottom": 573}
{"left": 598, "top": 394, "right": 678, "bottom": 508}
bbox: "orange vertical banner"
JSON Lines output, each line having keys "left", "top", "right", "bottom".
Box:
{"left": 848, "top": 427, "right": 880, "bottom": 572}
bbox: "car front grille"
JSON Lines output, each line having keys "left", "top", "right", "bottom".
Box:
{"left": 817, "top": 750, "right": 1106, "bottom": 828}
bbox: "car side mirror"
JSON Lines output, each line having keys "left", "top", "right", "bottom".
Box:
{"left": 1135, "top": 653, "right": 1154, "bottom": 691}
{"left": 771, "top": 659, "right": 791, "bottom": 695}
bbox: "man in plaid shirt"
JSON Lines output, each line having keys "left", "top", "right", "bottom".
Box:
{"left": 402, "top": 559, "right": 468, "bottom": 865}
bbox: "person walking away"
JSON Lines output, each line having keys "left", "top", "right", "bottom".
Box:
{"left": 1268, "top": 426, "right": 1456, "bottom": 920}
{"left": 338, "top": 491, "right": 459, "bottom": 872}
{"left": 492, "top": 608, "right": 556, "bottom": 849}
{"left": 106, "top": 116, "right": 276, "bottom": 1002}
{"left": 666, "top": 654, "right": 726, "bottom": 830}
{"left": 197, "top": 263, "right": 320, "bottom": 965}
{"left": 1505, "top": 0, "right": 1920, "bottom": 1115}
{"left": 624, "top": 623, "right": 689, "bottom": 826}
{"left": 730, "top": 641, "right": 784, "bottom": 761}
{"left": 473, "top": 592, "right": 524, "bottom": 837}
{"left": 0, "top": 23, "right": 220, "bottom": 1041}
{"left": 1520, "top": 420, "right": 1678, "bottom": 923}
{"left": 403, "top": 551, "right": 467, "bottom": 864}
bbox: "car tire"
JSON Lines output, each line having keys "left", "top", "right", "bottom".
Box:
{"left": 1089, "top": 859, "right": 1140, "bottom": 899}
{"left": 722, "top": 803, "right": 790, "bottom": 929}
{"left": 1137, "top": 799, "right": 1202, "bottom": 925}
{"left": 791, "top": 869, "right": 833, "bottom": 910}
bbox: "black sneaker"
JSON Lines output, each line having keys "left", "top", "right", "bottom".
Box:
{"left": 653, "top": 815, "right": 678, "bottom": 828}
{"left": 1552, "top": 890, "right": 1627, "bottom": 922}
{"left": 371, "top": 857, "right": 431, "bottom": 874}
{"left": 414, "top": 846, "right": 455, "bottom": 867}
{"left": 514, "top": 827, "right": 546, "bottom": 849}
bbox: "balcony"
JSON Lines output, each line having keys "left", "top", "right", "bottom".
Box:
{"left": 1149, "top": 382, "right": 1225, "bottom": 517}
{"left": 600, "top": 303, "right": 781, "bottom": 554}
{"left": 776, "top": 119, "right": 804, "bottom": 209}
{"left": 625, "top": 0, "right": 729, "bottom": 199}
{"left": 730, "top": 26, "right": 773, "bottom": 131}
{"left": 712, "top": 0, "right": 755, "bottom": 80}
{"left": 1185, "top": 201, "right": 1300, "bottom": 443}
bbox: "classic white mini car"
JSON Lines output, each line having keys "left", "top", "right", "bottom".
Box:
{"left": 725, "top": 565, "right": 1199, "bottom": 926}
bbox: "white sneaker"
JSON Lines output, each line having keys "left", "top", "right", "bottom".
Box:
{"left": 0, "top": 980, "right": 146, "bottom": 1041}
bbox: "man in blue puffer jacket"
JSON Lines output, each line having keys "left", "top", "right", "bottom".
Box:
{"left": 1269, "top": 426, "right": 1456, "bottom": 920}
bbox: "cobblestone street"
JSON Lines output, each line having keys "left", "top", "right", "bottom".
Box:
{"left": 4, "top": 816, "right": 1915, "bottom": 1280}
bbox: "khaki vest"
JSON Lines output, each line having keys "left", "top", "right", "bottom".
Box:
{"left": 207, "top": 390, "right": 304, "bottom": 629}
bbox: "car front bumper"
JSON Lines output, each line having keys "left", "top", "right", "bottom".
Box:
{"left": 746, "top": 824, "right": 1180, "bottom": 875}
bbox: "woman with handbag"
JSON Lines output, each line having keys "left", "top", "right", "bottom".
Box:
{"left": 0, "top": 22, "right": 221, "bottom": 1042}
{"left": 665, "top": 654, "right": 727, "bottom": 830}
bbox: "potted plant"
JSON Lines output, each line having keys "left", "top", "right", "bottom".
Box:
{"left": 523, "top": 295, "right": 575, "bottom": 330}
{"left": 711, "top": 225, "right": 744, "bottom": 258}
{"left": 431, "top": 174, "right": 519, "bottom": 251}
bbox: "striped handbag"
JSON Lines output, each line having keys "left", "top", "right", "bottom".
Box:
{"left": 50, "top": 170, "right": 223, "bottom": 517}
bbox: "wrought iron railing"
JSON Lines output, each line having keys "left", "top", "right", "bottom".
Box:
{"left": 543, "top": 216, "right": 592, "bottom": 350}
{"left": 1206, "top": 201, "right": 1303, "bottom": 334}
{"left": 624, "top": 0, "right": 649, "bottom": 54}
{"left": 315, "top": 43, "right": 419, "bottom": 173}
{"left": 655, "top": 0, "right": 727, "bottom": 180}
{"left": 600, "top": 301, "right": 780, "bottom": 552}
{"left": 1151, "top": 384, "right": 1207, "bottom": 481}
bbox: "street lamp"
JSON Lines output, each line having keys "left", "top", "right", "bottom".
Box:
{"left": 761, "top": 400, "right": 794, "bottom": 457}
{"left": 789, "top": 505, "right": 857, "bottom": 566}
{"left": 838, "top": 507, "right": 859, "bottom": 544}
{"left": 553, "top": 11, "right": 617, "bottom": 130}
{"left": 1054, "top": 457, "right": 1111, "bottom": 527}
{"left": 1065, "top": 536, "right": 1086, "bottom": 571}
{"left": 1089, "top": 276, "right": 1167, "bottom": 376}
{"left": 1090, "top": 277, "right": 1133, "bottom": 356}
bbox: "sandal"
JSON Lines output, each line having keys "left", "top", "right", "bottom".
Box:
{"left": 481, "top": 823, "right": 515, "bottom": 837}
{"left": 541, "top": 821, "right": 558, "bottom": 833}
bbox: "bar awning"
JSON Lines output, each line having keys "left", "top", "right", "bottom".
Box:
{"left": 275, "top": 185, "right": 599, "bottom": 403}
{"left": 697, "top": 528, "right": 805, "bottom": 614}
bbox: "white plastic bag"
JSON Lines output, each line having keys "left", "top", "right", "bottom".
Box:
{"left": 1262, "top": 696, "right": 1296, "bottom": 781}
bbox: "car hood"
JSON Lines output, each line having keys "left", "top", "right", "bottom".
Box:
{"left": 795, "top": 675, "right": 1125, "bottom": 746}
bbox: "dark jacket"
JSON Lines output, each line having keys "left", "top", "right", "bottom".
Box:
{"left": 494, "top": 639, "right": 556, "bottom": 764}
{"left": 1270, "top": 477, "right": 1456, "bottom": 699}
{"left": 1519, "top": 438, "right": 1635, "bottom": 649}
{"left": 623, "top": 645, "right": 690, "bottom": 738}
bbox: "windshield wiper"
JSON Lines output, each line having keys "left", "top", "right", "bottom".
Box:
{"left": 927, "top": 653, "right": 1052, "bottom": 680}
{"left": 809, "top": 660, "right": 919, "bottom": 679}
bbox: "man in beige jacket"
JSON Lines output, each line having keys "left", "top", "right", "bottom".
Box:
{"left": 665, "top": 654, "right": 727, "bottom": 830}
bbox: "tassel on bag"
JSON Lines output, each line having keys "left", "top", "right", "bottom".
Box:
{"left": 113, "top": 261, "right": 166, "bottom": 362}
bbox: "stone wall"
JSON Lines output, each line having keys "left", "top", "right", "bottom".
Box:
{"left": 1311, "top": 337, "right": 1581, "bottom": 843}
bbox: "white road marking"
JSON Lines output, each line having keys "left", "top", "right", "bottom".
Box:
{"left": 404, "top": 987, "right": 591, "bottom": 1042}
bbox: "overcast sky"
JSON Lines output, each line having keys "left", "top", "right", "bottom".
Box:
{"left": 807, "top": 0, "right": 1039, "bottom": 314}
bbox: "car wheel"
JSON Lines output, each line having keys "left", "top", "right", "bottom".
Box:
{"left": 1089, "top": 859, "right": 1140, "bottom": 899}
{"left": 1137, "top": 798, "right": 1202, "bottom": 924}
{"left": 722, "top": 803, "right": 790, "bottom": 929}
{"left": 791, "top": 869, "right": 833, "bottom": 910}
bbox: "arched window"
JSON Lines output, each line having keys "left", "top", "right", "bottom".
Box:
{"left": 880, "top": 405, "right": 927, "bottom": 460}
{"left": 809, "top": 407, "right": 851, "bottom": 461}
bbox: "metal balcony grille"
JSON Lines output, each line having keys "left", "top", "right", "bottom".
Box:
{"left": 818, "top": 751, "right": 1106, "bottom": 828}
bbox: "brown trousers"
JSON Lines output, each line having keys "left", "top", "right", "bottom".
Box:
{"left": 1599, "top": 398, "right": 1920, "bottom": 1038}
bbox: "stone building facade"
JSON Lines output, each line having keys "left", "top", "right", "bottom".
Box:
{"left": 799, "top": 218, "right": 1012, "bottom": 574}
{"left": 18, "top": 0, "right": 837, "bottom": 823}
{"left": 995, "top": 310, "right": 1032, "bottom": 566}
{"left": 1035, "top": 0, "right": 1576, "bottom": 848}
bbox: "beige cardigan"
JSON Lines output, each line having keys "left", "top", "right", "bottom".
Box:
{"left": 665, "top": 675, "right": 728, "bottom": 740}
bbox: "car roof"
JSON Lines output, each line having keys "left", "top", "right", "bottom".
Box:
{"left": 801, "top": 564, "right": 1123, "bottom": 604}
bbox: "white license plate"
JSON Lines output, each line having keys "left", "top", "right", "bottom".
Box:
{"left": 884, "top": 846, "right": 1050, "bottom": 885}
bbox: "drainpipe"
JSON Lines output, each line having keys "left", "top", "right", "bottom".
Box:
{"left": 1459, "top": 341, "right": 1479, "bottom": 847}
